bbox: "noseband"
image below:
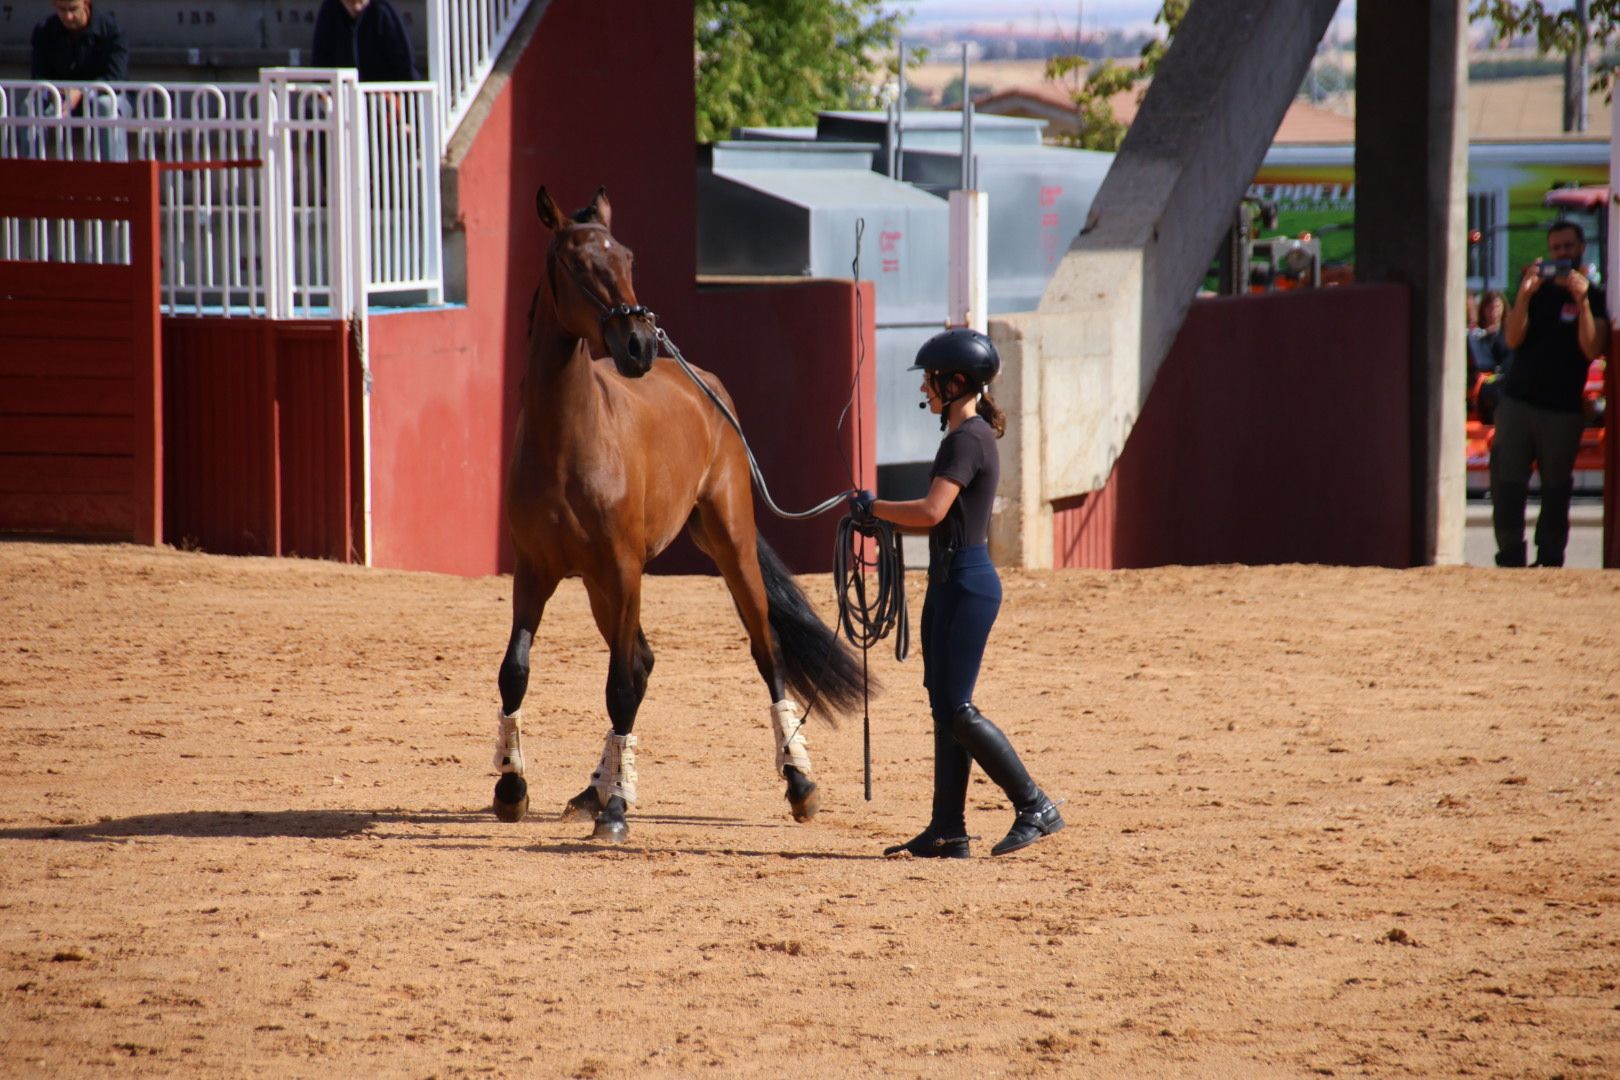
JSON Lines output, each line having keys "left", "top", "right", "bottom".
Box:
{"left": 550, "top": 224, "right": 655, "bottom": 329}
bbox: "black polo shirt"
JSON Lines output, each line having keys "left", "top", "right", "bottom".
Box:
{"left": 928, "top": 415, "right": 999, "bottom": 570}
{"left": 30, "top": 8, "right": 128, "bottom": 82}
{"left": 1502, "top": 282, "right": 1607, "bottom": 413}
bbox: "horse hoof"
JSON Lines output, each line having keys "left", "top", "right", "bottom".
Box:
{"left": 561, "top": 786, "right": 603, "bottom": 823}
{"left": 590, "top": 815, "right": 629, "bottom": 843}
{"left": 492, "top": 773, "right": 529, "bottom": 823}
{"left": 787, "top": 776, "right": 820, "bottom": 823}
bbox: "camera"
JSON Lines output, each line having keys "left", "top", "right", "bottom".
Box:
{"left": 1539, "top": 258, "right": 1574, "bottom": 279}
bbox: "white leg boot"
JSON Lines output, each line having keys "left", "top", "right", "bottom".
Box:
{"left": 589, "top": 731, "right": 639, "bottom": 806}
{"left": 493, "top": 708, "right": 525, "bottom": 775}
{"left": 769, "top": 699, "right": 812, "bottom": 778}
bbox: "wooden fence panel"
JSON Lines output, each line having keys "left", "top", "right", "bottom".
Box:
{"left": 0, "top": 160, "right": 161, "bottom": 543}
{"left": 161, "top": 318, "right": 354, "bottom": 561}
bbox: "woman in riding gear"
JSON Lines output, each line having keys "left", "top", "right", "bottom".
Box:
{"left": 850, "top": 328, "right": 1064, "bottom": 858}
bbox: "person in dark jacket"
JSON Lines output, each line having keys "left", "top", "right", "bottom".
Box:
{"left": 312, "top": 0, "right": 420, "bottom": 82}
{"left": 850, "top": 328, "right": 1065, "bottom": 859}
{"left": 1493, "top": 222, "right": 1609, "bottom": 567}
{"left": 31, "top": 0, "right": 128, "bottom": 113}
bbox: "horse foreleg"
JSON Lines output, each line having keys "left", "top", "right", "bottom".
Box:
{"left": 690, "top": 504, "right": 819, "bottom": 823}
{"left": 565, "top": 573, "right": 652, "bottom": 842}
{"left": 559, "top": 627, "right": 653, "bottom": 827}
{"left": 492, "top": 560, "right": 557, "bottom": 823}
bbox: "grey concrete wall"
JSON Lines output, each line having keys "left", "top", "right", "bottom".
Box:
{"left": 1355, "top": 0, "right": 1469, "bottom": 566}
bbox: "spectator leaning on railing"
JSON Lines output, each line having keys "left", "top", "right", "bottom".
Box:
{"left": 312, "top": 0, "right": 420, "bottom": 82}
{"left": 30, "top": 0, "right": 128, "bottom": 113}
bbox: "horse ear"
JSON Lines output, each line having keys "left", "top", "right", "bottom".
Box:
{"left": 589, "top": 186, "right": 612, "bottom": 230}
{"left": 536, "top": 186, "right": 565, "bottom": 231}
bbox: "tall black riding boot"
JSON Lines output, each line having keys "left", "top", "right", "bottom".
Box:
{"left": 884, "top": 726, "right": 972, "bottom": 858}
{"left": 950, "top": 703, "right": 1064, "bottom": 856}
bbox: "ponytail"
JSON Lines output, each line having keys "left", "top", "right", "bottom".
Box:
{"left": 978, "top": 388, "right": 1006, "bottom": 438}
{"left": 934, "top": 372, "right": 1007, "bottom": 437}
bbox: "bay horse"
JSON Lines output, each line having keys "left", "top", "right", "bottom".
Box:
{"left": 492, "top": 185, "right": 865, "bottom": 842}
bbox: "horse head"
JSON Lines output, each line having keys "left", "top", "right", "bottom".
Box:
{"left": 536, "top": 185, "right": 659, "bottom": 378}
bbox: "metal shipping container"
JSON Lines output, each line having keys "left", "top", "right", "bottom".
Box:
{"left": 699, "top": 140, "right": 952, "bottom": 470}
{"left": 703, "top": 111, "right": 1116, "bottom": 492}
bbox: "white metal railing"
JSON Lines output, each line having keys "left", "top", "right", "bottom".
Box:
{"left": 429, "top": 0, "right": 529, "bottom": 137}
{"left": 360, "top": 82, "right": 444, "bottom": 298}
{"left": 0, "top": 71, "right": 442, "bottom": 318}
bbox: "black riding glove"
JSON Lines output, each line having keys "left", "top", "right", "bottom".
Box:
{"left": 848, "top": 488, "right": 876, "bottom": 525}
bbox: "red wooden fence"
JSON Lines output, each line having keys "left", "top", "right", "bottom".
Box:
{"left": 1051, "top": 286, "right": 1413, "bottom": 569}
{"left": 0, "top": 160, "right": 162, "bottom": 542}
{"left": 163, "top": 318, "right": 358, "bottom": 561}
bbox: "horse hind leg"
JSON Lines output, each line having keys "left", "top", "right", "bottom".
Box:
{"left": 689, "top": 504, "right": 819, "bottom": 823}
{"left": 492, "top": 560, "right": 557, "bottom": 823}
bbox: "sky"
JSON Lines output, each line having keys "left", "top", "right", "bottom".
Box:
{"left": 898, "top": 0, "right": 1357, "bottom": 36}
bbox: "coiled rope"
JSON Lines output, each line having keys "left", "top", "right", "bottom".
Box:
{"left": 833, "top": 515, "right": 909, "bottom": 664}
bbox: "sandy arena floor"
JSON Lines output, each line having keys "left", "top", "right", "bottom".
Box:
{"left": 0, "top": 541, "right": 1617, "bottom": 1078}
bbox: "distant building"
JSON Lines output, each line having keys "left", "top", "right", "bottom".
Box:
{"left": 972, "top": 82, "right": 1356, "bottom": 144}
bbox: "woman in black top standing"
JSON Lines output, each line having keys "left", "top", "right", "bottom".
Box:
{"left": 851, "top": 328, "right": 1064, "bottom": 858}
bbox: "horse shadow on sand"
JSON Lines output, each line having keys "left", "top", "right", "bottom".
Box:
{"left": 0, "top": 807, "right": 491, "bottom": 842}
{"left": 0, "top": 809, "right": 885, "bottom": 859}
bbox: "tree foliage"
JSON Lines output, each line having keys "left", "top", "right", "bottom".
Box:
{"left": 1042, "top": 56, "right": 1139, "bottom": 151}
{"left": 1043, "top": 0, "right": 1189, "bottom": 151}
{"left": 941, "top": 76, "right": 992, "bottom": 109}
{"left": 1472, "top": 1, "right": 1620, "bottom": 92}
{"left": 694, "top": 0, "right": 905, "bottom": 143}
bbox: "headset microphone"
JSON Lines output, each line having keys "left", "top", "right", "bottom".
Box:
{"left": 918, "top": 401, "right": 927, "bottom": 409}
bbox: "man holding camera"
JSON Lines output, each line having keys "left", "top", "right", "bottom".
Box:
{"left": 1493, "top": 221, "right": 1609, "bottom": 567}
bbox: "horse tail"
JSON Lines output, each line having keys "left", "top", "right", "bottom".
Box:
{"left": 756, "top": 535, "right": 868, "bottom": 719}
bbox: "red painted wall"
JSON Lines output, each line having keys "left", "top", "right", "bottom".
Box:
{"left": 366, "top": 306, "right": 499, "bottom": 576}
{"left": 1054, "top": 285, "right": 1413, "bottom": 568}
{"left": 367, "top": 0, "right": 876, "bottom": 576}
{"left": 0, "top": 161, "right": 161, "bottom": 543}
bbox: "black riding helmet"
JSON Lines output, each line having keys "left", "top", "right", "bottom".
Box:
{"left": 908, "top": 327, "right": 1001, "bottom": 383}
{"left": 911, "top": 328, "right": 1000, "bottom": 431}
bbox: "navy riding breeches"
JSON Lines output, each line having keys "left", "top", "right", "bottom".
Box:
{"left": 920, "top": 545, "right": 1000, "bottom": 727}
